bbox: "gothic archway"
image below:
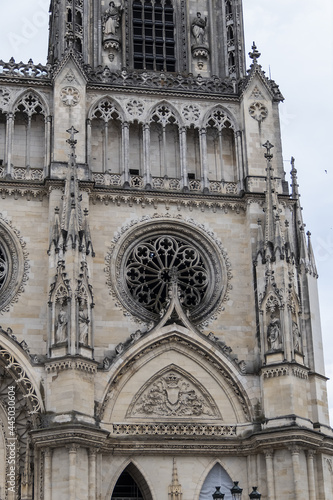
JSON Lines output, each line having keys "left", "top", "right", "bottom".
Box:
{"left": 199, "top": 463, "right": 234, "bottom": 500}
{"left": 111, "top": 463, "right": 153, "bottom": 500}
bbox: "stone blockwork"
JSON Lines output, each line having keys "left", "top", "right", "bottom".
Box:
{"left": 0, "top": 1, "right": 332, "bottom": 500}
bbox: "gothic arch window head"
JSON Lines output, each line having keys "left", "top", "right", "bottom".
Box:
{"left": 132, "top": 0, "right": 176, "bottom": 72}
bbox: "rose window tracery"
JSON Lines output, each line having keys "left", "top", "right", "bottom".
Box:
{"left": 125, "top": 235, "right": 209, "bottom": 315}
{"left": 108, "top": 220, "right": 230, "bottom": 325}
{"left": 0, "top": 243, "right": 8, "bottom": 291}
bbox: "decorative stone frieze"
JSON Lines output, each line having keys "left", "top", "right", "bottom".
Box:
{"left": 111, "top": 423, "right": 237, "bottom": 436}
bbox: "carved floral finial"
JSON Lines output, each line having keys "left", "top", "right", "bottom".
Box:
{"left": 249, "top": 42, "right": 261, "bottom": 64}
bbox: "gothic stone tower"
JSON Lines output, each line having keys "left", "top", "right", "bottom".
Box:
{"left": 0, "top": 1, "right": 332, "bottom": 499}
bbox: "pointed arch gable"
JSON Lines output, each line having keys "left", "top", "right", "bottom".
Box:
{"left": 11, "top": 88, "right": 50, "bottom": 117}
{"left": 106, "top": 459, "right": 154, "bottom": 500}
{"left": 88, "top": 95, "right": 124, "bottom": 121}
{"left": 148, "top": 100, "right": 182, "bottom": 126}
{"left": 202, "top": 105, "right": 238, "bottom": 131}
{"left": 98, "top": 327, "right": 252, "bottom": 424}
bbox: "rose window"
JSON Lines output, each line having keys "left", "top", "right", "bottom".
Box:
{"left": 125, "top": 235, "right": 209, "bottom": 315}
{"left": 0, "top": 244, "right": 8, "bottom": 291}
{"left": 109, "top": 221, "right": 228, "bottom": 325}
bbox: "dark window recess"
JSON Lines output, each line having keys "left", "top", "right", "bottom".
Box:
{"left": 132, "top": 0, "right": 175, "bottom": 72}
{"left": 130, "top": 169, "right": 140, "bottom": 175}
{"left": 112, "top": 471, "right": 143, "bottom": 500}
{"left": 188, "top": 173, "right": 195, "bottom": 180}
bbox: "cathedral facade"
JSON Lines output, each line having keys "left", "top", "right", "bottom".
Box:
{"left": 0, "top": 1, "right": 332, "bottom": 499}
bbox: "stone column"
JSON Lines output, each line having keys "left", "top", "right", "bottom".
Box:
{"left": 26, "top": 115, "right": 32, "bottom": 168}
{"left": 44, "top": 448, "right": 52, "bottom": 500}
{"left": 5, "top": 112, "right": 14, "bottom": 177}
{"left": 179, "top": 126, "right": 188, "bottom": 190}
{"left": 306, "top": 450, "right": 316, "bottom": 500}
{"left": 142, "top": 123, "right": 151, "bottom": 186}
{"left": 199, "top": 128, "right": 209, "bottom": 191}
{"left": 264, "top": 450, "right": 275, "bottom": 500}
{"left": 104, "top": 121, "right": 109, "bottom": 172}
{"left": 45, "top": 116, "right": 52, "bottom": 177}
{"left": 291, "top": 446, "right": 302, "bottom": 500}
{"left": 235, "top": 130, "right": 243, "bottom": 189}
{"left": 88, "top": 448, "right": 97, "bottom": 500}
{"left": 86, "top": 118, "right": 92, "bottom": 172}
{"left": 68, "top": 444, "right": 79, "bottom": 500}
{"left": 122, "top": 121, "right": 130, "bottom": 186}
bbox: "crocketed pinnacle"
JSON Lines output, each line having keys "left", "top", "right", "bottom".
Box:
{"left": 49, "top": 128, "right": 94, "bottom": 256}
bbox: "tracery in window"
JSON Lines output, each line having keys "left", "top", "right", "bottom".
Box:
{"left": 90, "top": 99, "right": 122, "bottom": 173}
{"left": 109, "top": 220, "right": 228, "bottom": 325}
{"left": 149, "top": 105, "right": 180, "bottom": 177}
{"left": 133, "top": 0, "right": 176, "bottom": 72}
{"left": 205, "top": 108, "right": 236, "bottom": 182}
{"left": 13, "top": 93, "right": 46, "bottom": 169}
{"left": 0, "top": 243, "right": 8, "bottom": 291}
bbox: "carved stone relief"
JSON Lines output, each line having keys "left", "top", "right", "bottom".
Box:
{"left": 181, "top": 104, "right": 200, "bottom": 125}
{"left": 249, "top": 102, "right": 268, "bottom": 122}
{"left": 126, "top": 366, "right": 220, "bottom": 419}
{"left": 60, "top": 87, "right": 80, "bottom": 107}
{"left": 191, "top": 12, "right": 210, "bottom": 70}
{"left": 0, "top": 88, "right": 10, "bottom": 111}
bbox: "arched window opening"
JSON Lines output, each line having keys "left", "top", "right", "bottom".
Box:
{"left": 13, "top": 93, "right": 46, "bottom": 169}
{"left": 186, "top": 126, "right": 201, "bottom": 180}
{"left": 67, "top": 8, "right": 72, "bottom": 23}
{"left": 199, "top": 463, "right": 234, "bottom": 500}
{"left": 91, "top": 100, "right": 122, "bottom": 174}
{"left": 133, "top": 0, "right": 176, "bottom": 72}
{"left": 112, "top": 471, "right": 143, "bottom": 500}
{"left": 205, "top": 110, "right": 236, "bottom": 182}
{"left": 225, "top": 0, "right": 233, "bottom": 17}
{"left": 0, "top": 112, "right": 6, "bottom": 167}
{"left": 129, "top": 121, "right": 143, "bottom": 175}
{"left": 111, "top": 464, "right": 153, "bottom": 500}
{"left": 149, "top": 105, "right": 180, "bottom": 178}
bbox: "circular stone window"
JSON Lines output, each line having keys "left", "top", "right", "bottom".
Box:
{"left": 0, "top": 220, "right": 28, "bottom": 312}
{"left": 108, "top": 219, "right": 230, "bottom": 325}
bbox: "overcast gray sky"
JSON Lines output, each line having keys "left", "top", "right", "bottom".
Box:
{"left": 0, "top": 0, "right": 332, "bottom": 425}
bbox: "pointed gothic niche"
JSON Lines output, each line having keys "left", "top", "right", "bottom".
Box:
{"left": 126, "top": 364, "right": 221, "bottom": 420}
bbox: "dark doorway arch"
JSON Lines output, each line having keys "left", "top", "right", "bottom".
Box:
{"left": 111, "top": 463, "right": 153, "bottom": 500}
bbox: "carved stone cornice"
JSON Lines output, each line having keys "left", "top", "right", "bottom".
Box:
{"left": 45, "top": 357, "right": 98, "bottom": 374}
{"left": 111, "top": 423, "right": 237, "bottom": 437}
{"left": 261, "top": 363, "right": 309, "bottom": 380}
{"left": 30, "top": 426, "right": 109, "bottom": 450}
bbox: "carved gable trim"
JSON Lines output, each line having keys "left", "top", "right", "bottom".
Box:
{"left": 126, "top": 364, "right": 221, "bottom": 420}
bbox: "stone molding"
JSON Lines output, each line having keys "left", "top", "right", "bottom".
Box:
{"left": 45, "top": 358, "right": 98, "bottom": 374}
{"left": 111, "top": 423, "right": 237, "bottom": 437}
{"left": 262, "top": 364, "right": 309, "bottom": 379}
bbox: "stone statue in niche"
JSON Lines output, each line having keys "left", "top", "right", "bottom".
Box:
{"left": 292, "top": 321, "right": 302, "bottom": 352}
{"left": 191, "top": 12, "right": 209, "bottom": 70}
{"left": 267, "top": 317, "right": 281, "bottom": 351}
{"left": 78, "top": 300, "right": 90, "bottom": 345}
{"left": 191, "top": 12, "right": 207, "bottom": 46}
{"left": 55, "top": 306, "right": 68, "bottom": 343}
{"left": 103, "top": 1, "right": 123, "bottom": 37}
{"left": 102, "top": 1, "right": 123, "bottom": 59}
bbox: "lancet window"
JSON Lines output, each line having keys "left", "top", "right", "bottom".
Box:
{"left": 66, "top": 0, "right": 84, "bottom": 52}
{"left": 90, "top": 99, "right": 122, "bottom": 173}
{"left": 13, "top": 93, "right": 46, "bottom": 169}
{"left": 149, "top": 105, "right": 180, "bottom": 178}
{"left": 0, "top": 112, "right": 5, "bottom": 168}
{"left": 225, "top": 0, "right": 236, "bottom": 76}
{"left": 204, "top": 108, "right": 236, "bottom": 182}
{"left": 132, "top": 0, "right": 176, "bottom": 72}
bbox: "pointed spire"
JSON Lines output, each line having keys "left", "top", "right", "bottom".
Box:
{"left": 249, "top": 42, "right": 261, "bottom": 65}
{"left": 49, "top": 206, "right": 61, "bottom": 254}
{"left": 307, "top": 231, "right": 318, "bottom": 278}
{"left": 168, "top": 459, "right": 182, "bottom": 500}
{"left": 290, "top": 156, "right": 299, "bottom": 199}
{"left": 274, "top": 213, "right": 284, "bottom": 259}
{"left": 61, "top": 127, "right": 83, "bottom": 251}
{"left": 263, "top": 141, "right": 275, "bottom": 251}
